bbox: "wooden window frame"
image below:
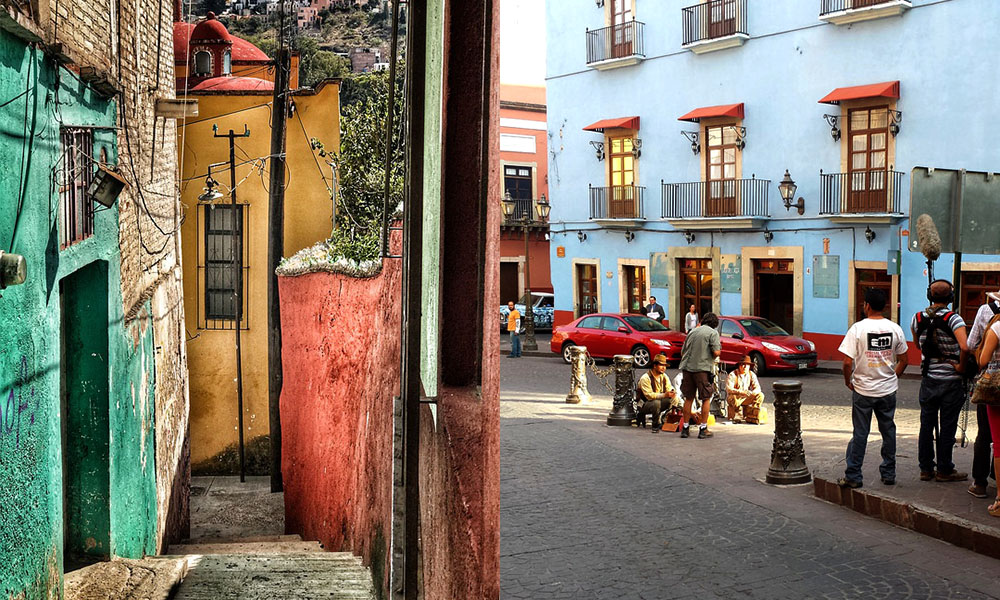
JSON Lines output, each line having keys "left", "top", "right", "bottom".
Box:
{"left": 703, "top": 122, "right": 740, "bottom": 217}
{"left": 198, "top": 203, "right": 250, "bottom": 330}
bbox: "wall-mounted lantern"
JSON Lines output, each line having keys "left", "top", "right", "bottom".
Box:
{"left": 631, "top": 138, "right": 642, "bottom": 159}
{"left": 823, "top": 114, "right": 840, "bottom": 142}
{"left": 865, "top": 226, "right": 876, "bottom": 244}
{"left": 577, "top": 231, "right": 588, "bottom": 243}
{"left": 87, "top": 165, "right": 128, "bottom": 208}
{"left": 728, "top": 126, "right": 747, "bottom": 150}
{"left": 684, "top": 231, "right": 696, "bottom": 245}
{"left": 589, "top": 140, "right": 605, "bottom": 162}
{"left": 680, "top": 130, "right": 700, "bottom": 155}
{"left": 624, "top": 230, "right": 635, "bottom": 243}
{"left": 778, "top": 169, "right": 806, "bottom": 215}
{"left": 0, "top": 251, "right": 27, "bottom": 289}
{"left": 889, "top": 110, "right": 902, "bottom": 136}
{"left": 763, "top": 230, "right": 774, "bottom": 244}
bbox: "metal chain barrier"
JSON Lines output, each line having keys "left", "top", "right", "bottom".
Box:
{"left": 584, "top": 350, "right": 617, "bottom": 395}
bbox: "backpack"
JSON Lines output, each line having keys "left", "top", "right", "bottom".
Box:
{"left": 914, "top": 308, "right": 960, "bottom": 377}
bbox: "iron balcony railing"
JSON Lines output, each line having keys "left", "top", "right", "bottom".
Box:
{"left": 820, "top": 0, "right": 898, "bottom": 15}
{"left": 502, "top": 197, "right": 538, "bottom": 225}
{"left": 590, "top": 185, "right": 646, "bottom": 220}
{"left": 819, "top": 169, "right": 904, "bottom": 214}
{"left": 682, "top": 0, "right": 747, "bottom": 46}
{"left": 661, "top": 177, "right": 769, "bottom": 218}
{"left": 586, "top": 20, "right": 645, "bottom": 65}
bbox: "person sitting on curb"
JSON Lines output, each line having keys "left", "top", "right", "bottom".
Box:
{"left": 838, "top": 288, "right": 909, "bottom": 489}
{"left": 635, "top": 354, "right": 676, "bottom": 433}
{"left": 727, "top": 354, "right": 764, "bottom": 423}
{"left": 911, "top": 279, "right": 969, "bottom": 483}
{"left": 679, "top": 312, "right": 721, "bottom": 439}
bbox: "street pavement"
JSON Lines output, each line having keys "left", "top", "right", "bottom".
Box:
{"left": 500, "top": 355, "right": 1000, "bottom": 600}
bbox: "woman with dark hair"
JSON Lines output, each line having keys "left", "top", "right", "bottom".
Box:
{"left": 976, "top": 314, "right": 1000, "bottom": 516}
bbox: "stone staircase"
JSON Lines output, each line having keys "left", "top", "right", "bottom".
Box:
{"left": 164, "top": 534, "right": 376, "bottom": 600}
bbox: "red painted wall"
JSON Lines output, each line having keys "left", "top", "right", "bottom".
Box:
{"left": 499, "top": 235, "right": 552, "bottom": 294}
{"left": 277, "top": 232, "right": 401, "bottom": 596}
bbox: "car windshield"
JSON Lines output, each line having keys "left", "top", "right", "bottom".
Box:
{"left": 623, "top": 315, "right": 669, "bottom": 332}
{"left": 739, "top": 318, "right": 789, "bottom": 337}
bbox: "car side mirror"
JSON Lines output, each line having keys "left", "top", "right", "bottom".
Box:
{"left": 733, "top": 332, "right": 744, "bottom": 340}
{"left": 618, "top": 326, "right": 630, "bottom": 334}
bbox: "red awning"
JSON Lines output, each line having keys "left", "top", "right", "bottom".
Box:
{"left": 582, "top": 116, "right": 640, "bottom": 132}
{"left": 677, "top": 103, "right": 744, "bottom": 123}
{"left": 819, "top": 81, "right": 900, "bottom": 105}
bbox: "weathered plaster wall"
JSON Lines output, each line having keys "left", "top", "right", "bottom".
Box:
{"left": 0, "top": 32, "right": 158, "bottom": 598}
{"left": 277, "top": 230, "right": 401, "bottom": 599}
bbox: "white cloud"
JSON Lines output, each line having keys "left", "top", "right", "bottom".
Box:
{"left": 499, "top": 0, "right": 546, "bottom": 86}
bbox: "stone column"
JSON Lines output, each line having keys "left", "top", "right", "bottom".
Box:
{"left": 566, "top": 346, "right": 591, "bottom": 404}
{"left": 766, "top": 380, "right": 811, "bottom": 485}
{"left": 606, "top": 354, "right": 635, "bottom": 426}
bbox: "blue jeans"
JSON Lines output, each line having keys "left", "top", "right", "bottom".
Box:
{"left": 917, "top": 378, "right": 966, "bottom": 474}
{"left": 509, "top": 331, "right": 522, "bottom": 357}
{"left": 845, "top": 390, "right": 897, "bottom": 483}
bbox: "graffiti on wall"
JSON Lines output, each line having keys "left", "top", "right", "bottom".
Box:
{"left": 1, "top": 355, "right": 39, "bottom": 453}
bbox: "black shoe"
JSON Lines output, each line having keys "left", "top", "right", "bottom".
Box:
{"left": 881, "top": 477, "right": 896, "bottom": 486}
{"left": 651, "top": 425, "right": 660, "bottom": 434}
{"left": 698, "top": 427, "right": 713, "bottom": 439}
{"left": 680, "top": 426, "right": 690, "bottom": 438}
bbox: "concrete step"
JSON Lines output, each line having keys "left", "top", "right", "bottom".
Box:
{"left": 167, "top": 541, "right": 324, "bottom": 555}
{"left": 169, "top": 554, "right": 375, "bottom": 600}
{"left": 65, "top": 557, "right": 188, "bottom": 600}
{"left": 179, "top": 534, "right": 304, "bottom": 545}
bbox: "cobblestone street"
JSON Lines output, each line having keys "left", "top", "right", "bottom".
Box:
{"left": 500, "top": 356, "right": 1000, "bottom": 600}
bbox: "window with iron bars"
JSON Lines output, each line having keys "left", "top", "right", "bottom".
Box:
{"left": 202, "top": 204, "right": 248, "bottom": 329}
{"left": 59, "top": 128, "right": 94, "bottom": 248}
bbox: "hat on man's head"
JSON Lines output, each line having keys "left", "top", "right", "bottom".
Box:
{"left": 652, "top": 354, "right": 669, "bottom": 366}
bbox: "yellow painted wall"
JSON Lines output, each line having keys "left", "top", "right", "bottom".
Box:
{"left": 177, "top": 81, "right": 340, "bottom": 466}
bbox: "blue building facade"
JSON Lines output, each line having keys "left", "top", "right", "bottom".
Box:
{"left": 545, "top": 0, "right": 1000, "bottom": 360}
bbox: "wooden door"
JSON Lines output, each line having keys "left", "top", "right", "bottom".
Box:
{"left": 959, "top": 271, "right": 1000, "bottom": 325}
{"left": 705, "top": 125, "right": 738, "bottom": 217}
{"left": 577, "top": 264, "right": 599, "bottom": 317}
{"left": 609, "top": 136, "right": 636, "bottom": 218}
{"left": 623, "top": 265, "right": 646, "bottom": 314}
{"left": 610, "top": 0, "right": 632, "bottom": 58}
{"left": 500, "top": 263, "right": 519, "bottom": 305}
{"left": 847, "top": 107, "right": 889, "bottom": 213}
{"left": 854, "top": 268, "right": 892, "bottom": 323}
{"left": 708, "top": 0, "right": 736, "bottom": 39}
{"left": 679, "top": 258, "right": 713, "bottom": 321}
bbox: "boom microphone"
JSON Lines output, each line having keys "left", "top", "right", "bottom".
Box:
{"left": 915, "top": 213, "right": 941, "bottom": 284}
{"left": 916, "top": 214, "right": 941, "bottom": 261}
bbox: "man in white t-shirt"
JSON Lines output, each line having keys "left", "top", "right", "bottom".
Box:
{"left": 837, "top": 288, "right": 909, "bottom": 488}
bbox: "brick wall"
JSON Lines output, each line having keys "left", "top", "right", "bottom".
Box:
{"left": 24, "top": 0, "right": 190, "bottom": 549}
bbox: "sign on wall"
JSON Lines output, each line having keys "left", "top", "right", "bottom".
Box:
{"left": 721, "top": 254, "right": 741, "bottom": 293}
{"left": 813, "top": 255, "right": 840, "bottom": 299}
{"left": 650, "top": 253, "right": 670, "bottom": 289}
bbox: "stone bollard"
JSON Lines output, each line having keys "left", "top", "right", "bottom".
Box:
{"left": 766, "top": 380, "right": 811, "bottom": 485}
{"left": 606, "top": 354, "right": 636, "bottom": 426}
{"left": 565, "top": 346, "right": 591, "bottom": 404}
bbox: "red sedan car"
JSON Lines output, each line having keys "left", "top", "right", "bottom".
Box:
{"left": 718, "top": 316, "right": 817, "bottom": 374}
{"left": 551, "top": 313, "right": 686, "bottom": 368}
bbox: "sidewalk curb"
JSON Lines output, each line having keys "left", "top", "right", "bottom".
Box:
{"left": 813, "top": 476, "right": 1000, "bottom": 560}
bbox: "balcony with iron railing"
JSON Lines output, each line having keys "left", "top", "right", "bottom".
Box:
{"left": 682, "top": 0, "right": 748, "bottom": 54}
{"left": 819, "top": 169, "right": 904, "bottom": 222}
{"left": 502, "top": 197, "right": 549, "bottom": 227}
{"left": 589, "top": 185, "right": 646, "bottom": 225}
{"left": 819, "top": 0, "right": 911, "bottom": 25}
{"left": 661, "top": 177, "right": 769, "bottom": 229}
{"left": 586, "top": 20, "right": 645, "bottom": 70}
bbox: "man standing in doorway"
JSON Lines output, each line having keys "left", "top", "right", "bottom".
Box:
{"left": 679, "top": 312, "right": 721, "bottom": 439}
{"left": 838, "top": 288, "right": 909, "bottom": 488}
{"left": 507, "top": 300, "right": 522, "bottom": 359}
{"left": 685, "top": 304, "right": 699, "bottom": 333}
{"left": 912, "top": 279, "right": 969, "bottom": 483}
{"left": 643, "top": 296, "right": 665, "bottom": 324}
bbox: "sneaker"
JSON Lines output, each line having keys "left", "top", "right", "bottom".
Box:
{"left": 881, "top": 478, "right": 896, "bottom": 486}
{"left": 968, "top": 484, "right": 988, "bottom": 498}
{"left": 837, "top": 477, "right": 863, "bottom": 489}
{"left": 919, "top": 471, "right": 935, "bottom": 481}
{"left": 680, "top": 426, "right": 690, "bottom": 439}
{"left": 935, "top": 471, "right": 969, "bottom": 482}
{"left": 698, "top": 427, "right": 713, "bottom": 439}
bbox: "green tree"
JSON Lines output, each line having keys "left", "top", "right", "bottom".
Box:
{"left": 301, "top": 51, "right": 350, "bottom": 86}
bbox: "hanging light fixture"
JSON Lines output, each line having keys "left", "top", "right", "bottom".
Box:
{"left": 589, "top": 140, "right": 605, "bottom": 162}
{"left": 823, "top": 114, "right": 841, "bottom": 142}
{"left": 199, "top": 175, "right": 224, "bottom": 202}
{"left": 680, "top": 130, "right": 700, "bottom": 155}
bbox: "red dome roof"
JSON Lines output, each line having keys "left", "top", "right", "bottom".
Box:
{"left": 232, "top": 37, "right": 269, "bottom": 62}
{"left": 174, "top": 19, "right": 269, "bottom": 64}
{"left": 190, "top": 12, "right": 232, "bottom": 44}
{"left": 190, "top": 76, "right": 274, "bottom": 92}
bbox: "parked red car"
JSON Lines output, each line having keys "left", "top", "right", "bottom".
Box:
{"left": 718, "top": 316, "right": 817, "bottom": 374}
{"left": 551, "top": 313, "right": 686, "bottom": 368}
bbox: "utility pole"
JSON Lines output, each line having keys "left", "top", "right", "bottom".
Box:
{"left": 214, "top": 125, "right": 252, "bottom": 483}
{"left": 267, "top": 0, "right": 291, "bottom": 493}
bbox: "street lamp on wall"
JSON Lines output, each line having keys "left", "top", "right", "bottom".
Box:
{"left": 589, "top": 140, "right": 605, "bottom": 162}
{"left": 888, "top": 110, "right": 902, "bottom": 136}
{"left": 680, "top": 130, "right": 700, "bottom": 155}
{"left": 778, "top": 170, "right": 805, "bottom": 215}
{"left": 823, "top": 114, "right": 841, "bottom": 142}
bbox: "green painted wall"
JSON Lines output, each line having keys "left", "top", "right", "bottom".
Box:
{"left": 0, "top": 31, "right": 158, "bottom": 599}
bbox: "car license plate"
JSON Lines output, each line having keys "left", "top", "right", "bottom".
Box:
{"left": 797, "top": 363, "right": 806, "bottom": 370}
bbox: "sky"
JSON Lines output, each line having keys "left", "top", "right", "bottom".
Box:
{"left": 499, "top": 0, "right": 546, "bottom": 86}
